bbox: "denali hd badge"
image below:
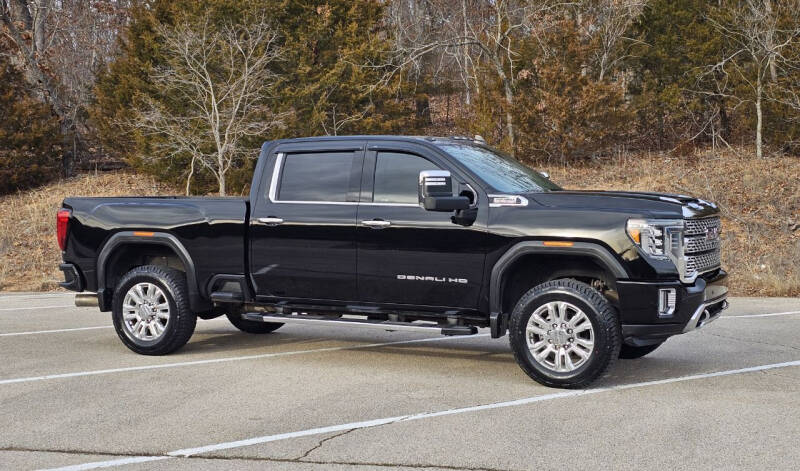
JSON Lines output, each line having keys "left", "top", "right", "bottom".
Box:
{"left": 397, "top": 275, "right": 468, "bottom": 284}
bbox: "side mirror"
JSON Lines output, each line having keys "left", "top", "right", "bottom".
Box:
{"left": 540, "top": 171, "right": 550, "bottom": 179}
{"left": 419, "top": 170, "right": 470, "bottom": 211}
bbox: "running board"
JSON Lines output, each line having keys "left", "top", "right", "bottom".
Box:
{"left": 241, "top": 313, "right": 478, "bottom": 336}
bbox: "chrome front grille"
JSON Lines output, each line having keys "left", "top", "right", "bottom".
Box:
{"left": 685, "top": 217, "right": 721, "bottom": 236}
{"left": 685, "top": 249, "right": 721, "bottom": 274}
{"left": 681, "top": 216, "right": 722, "bottom": 281}
{"left": 684, "top": 236, "right": 720, "bottom": 253}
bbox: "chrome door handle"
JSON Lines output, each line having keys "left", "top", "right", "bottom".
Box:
{"left": 362, "top": 219, "right": 391, "bottom": 228}
{"left": 258, "top": 217, "right": 284, "bottom": 226}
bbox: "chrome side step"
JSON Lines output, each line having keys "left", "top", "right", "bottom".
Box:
{"left": 242, "top": 313, "right": 478, "bottom": 336}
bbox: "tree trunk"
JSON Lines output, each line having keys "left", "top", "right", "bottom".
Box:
{"left": 755, "top": 75, "right": 763, "bottom": 159}
{"left": 502, "top": 78, "right": 515, "bottom": 154}
{"left": 491, "top": 57, "right": 516, "bottom": 154}
{"left": 33, "top": 0, "right": 50, "bottom": 53}
{"left": 415, "top": 94, "right": 432, "bottom": 126}
{"left": 218, "top": 173, "right": 226, "bottom": 196}
{"left": 461, "top": 0, "right": 471, "bottom": 105}
{"left": 717, "top": 96, "right": 731, "bottom": 141}
{"left": 185, "top": 157, "right": 195, "bottom": 196}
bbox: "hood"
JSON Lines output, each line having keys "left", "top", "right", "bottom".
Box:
{"left": 530, "top": 190, "right": 719, "bottom": 219}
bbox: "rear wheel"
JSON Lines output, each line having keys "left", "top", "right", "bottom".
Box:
{"left": 619, "top": 342, "right": 663, "bottom": 359}
{"left": 226, "top": 313, "right": 283, "bottom": 334}
{"left": 112, "top": 265, "right": 196, "bottom": 355}
{"left": 508, "top": 279, "right": 621, "bottom": 389}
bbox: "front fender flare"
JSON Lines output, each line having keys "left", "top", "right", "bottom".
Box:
{"left": 488, "top": 241, "right": 628, "bottom": 338}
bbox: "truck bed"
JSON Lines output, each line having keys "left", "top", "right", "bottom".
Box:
{"left": 61, "top": 196, "right": 249, "bottom": 296}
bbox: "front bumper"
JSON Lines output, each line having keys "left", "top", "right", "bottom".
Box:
{"left": 617, "top": 270, "right": 728, "bottom": 346}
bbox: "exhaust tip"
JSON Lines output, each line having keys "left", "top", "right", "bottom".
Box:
{"left": 75, "top": 293, "right": 99, "bottom": 307}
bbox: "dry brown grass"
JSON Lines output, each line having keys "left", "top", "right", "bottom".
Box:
{"left": 0, "top": 172, "right": 178, "bottom": 291}
{"left": 540, "top": 148, "right": 800, "bottom": 297}
{"left": 1, "top": 148, "right": 797, "bottom": 296}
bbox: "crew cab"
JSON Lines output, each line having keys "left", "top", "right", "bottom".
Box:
{"left": 57, "top": 136, "right": 728, "bottom": 388}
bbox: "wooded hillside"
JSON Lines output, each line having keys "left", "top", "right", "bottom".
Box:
{"left": 1, "top": 0, "right": 799, "bottom": 195}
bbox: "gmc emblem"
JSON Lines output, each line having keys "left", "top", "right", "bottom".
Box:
{"left": 705, "top": 226, "right": 720, "bottom": 241}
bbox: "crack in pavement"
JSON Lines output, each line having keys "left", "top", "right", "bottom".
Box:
{"left": 1, "top": 445, "right": 514, "bottom": 471}
{"left": 0, "top": 446, "right": 153, "bottom": 458}
{"left": 200, "top": 454, "right": 515, "bottom": 471}
{"left": 293, "top": 428, "right": 355, "bottom": 461}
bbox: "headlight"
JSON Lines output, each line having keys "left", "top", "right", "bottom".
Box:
{"left": 626, "top": 219, "right": 679, "bottom": 259}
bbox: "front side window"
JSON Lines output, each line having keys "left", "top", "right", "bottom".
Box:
{"left": 277, "top": 152, "right": 355, "bottom": 202}
{"left": 436, "top": 143, "right": 561, "bottom": 193}
{"left": 373, "top": 152, "right": 441, "bottom": 204}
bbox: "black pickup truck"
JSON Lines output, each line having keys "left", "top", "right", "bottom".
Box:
{"left": 57, "top": 136, "right": 728, "bottom": 388}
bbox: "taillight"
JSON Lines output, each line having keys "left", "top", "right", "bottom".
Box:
{"left": 57, "top": 209, "right": 71, "bottom": 251}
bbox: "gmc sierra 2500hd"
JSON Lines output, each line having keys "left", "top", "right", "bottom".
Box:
{"left": 57, "top": 136, "right": 728, "bottom": 388}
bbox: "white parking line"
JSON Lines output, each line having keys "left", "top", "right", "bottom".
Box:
{"left": 40, "top": 358, "right": 800, "bottom": 471}
{"left": 41, "top": 456, "right": 170, "bottom": 471}
{"left": 0, "top": 326, "right": 111, "bottom": 337}
{"left": 0, "top": 305, "right": 76, "bottom": 312}
{"left": 0, "top": 293, "right": 71, "bottom": 299}
{"left": 723, "top": 310, "right": 800, "bottom": 319}
{"left": 0, "top": 334, "right": 491, "bottom": 386}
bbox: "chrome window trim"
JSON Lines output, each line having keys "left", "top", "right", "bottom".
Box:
{"left": 269, "top": 151, "right": 358, "bottom": 205}
{"left": 362, "top": 202, "right": 421, "bottom": 208}
{"left": 268, "top": 152, "right": 425, "bottom": 207}
{"left": 267, "top": 152, "right": 284, "bottom": 202}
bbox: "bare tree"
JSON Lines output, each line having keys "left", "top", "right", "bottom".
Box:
{"left": 128, "top": 16, "right": 286, "bottom": 195}
{"left": 707, "top": 0, "right": 800, "bottom": 158}
{"left": 581, "top": 0, "right": 646, "bottom": 81}
{"left": 381, "top": 0, "right": 563, "bottom": 153}
{"left": 1, "top": 0, "right": 131, "bottom": 171}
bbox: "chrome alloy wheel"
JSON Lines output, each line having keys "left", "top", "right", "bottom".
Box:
{"left": 122, "top": 282, "right": 170, "bottom": 341}
{"left": 525, "top": 301, "right": 595, "bottom": 373}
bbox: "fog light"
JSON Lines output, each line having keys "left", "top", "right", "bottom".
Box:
{"left": 658, "top": 288, "right": 676, "bottom": 317}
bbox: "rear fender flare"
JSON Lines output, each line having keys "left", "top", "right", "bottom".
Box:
{"left": 96, "top": 231, "right": 208, "bottom": 312}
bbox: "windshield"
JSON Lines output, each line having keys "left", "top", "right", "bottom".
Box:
{"left": 436, "top": 143, "right": 561, "bottom": 193}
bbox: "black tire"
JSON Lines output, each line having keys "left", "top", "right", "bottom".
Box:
{"left": 112, "top": 265, "right": 196, "bottom": 355}
{"left": 508, "top": 279, "right": 621, "bottom": 389}
{"left": 225, "top": 313, "right": 283, "bottom": 334}
{"left": 619, "top": 342, "right": 663, "bottom": 359}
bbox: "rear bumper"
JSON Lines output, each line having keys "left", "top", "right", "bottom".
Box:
{"left": 58, "top": 263, "right": 84, "bottom": 292}
{"left": 618, "top": 270, "right": 728, "bottom": 346}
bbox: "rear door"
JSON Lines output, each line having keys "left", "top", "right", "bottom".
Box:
{"left": 249, "top": 140, "right": 365, "bottom": 302}
{"left": 356, "top": 141, "right": 487, "bottom": 309}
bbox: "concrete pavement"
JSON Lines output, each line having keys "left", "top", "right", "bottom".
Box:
{"left": 0, "top": 293, "right": 798, "bottom": 470}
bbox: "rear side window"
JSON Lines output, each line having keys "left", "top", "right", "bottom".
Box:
{"left": 373, "top": 152, "right": 441, "bottom": 204}
{"left": 278, "top": 152, "right": 355, "bottom": 202}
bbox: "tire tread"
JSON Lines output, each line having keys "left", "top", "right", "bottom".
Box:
{"left": 113, "top": 265, "right": 196, "bottom": 355}
{"left": 508, "top": 279, "right": 621, "bottom": 388}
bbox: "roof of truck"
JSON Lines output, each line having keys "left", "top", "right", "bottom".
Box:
{"left": 267, "top": 135, "right": 488, "bottom": 145}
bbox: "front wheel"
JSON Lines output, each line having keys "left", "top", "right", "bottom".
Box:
{"left": 112, "top": 265, "right": 197, "bottom": 355}
{"left": 508, "top": 279, "right": 621, "bottom": 389}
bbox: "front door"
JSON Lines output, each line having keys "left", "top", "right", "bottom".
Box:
{"left": 357, "top": 145, "right": 486, "bottom": 309}
{"left": 249, "top": 142, "right": 364, "bottom": 302}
